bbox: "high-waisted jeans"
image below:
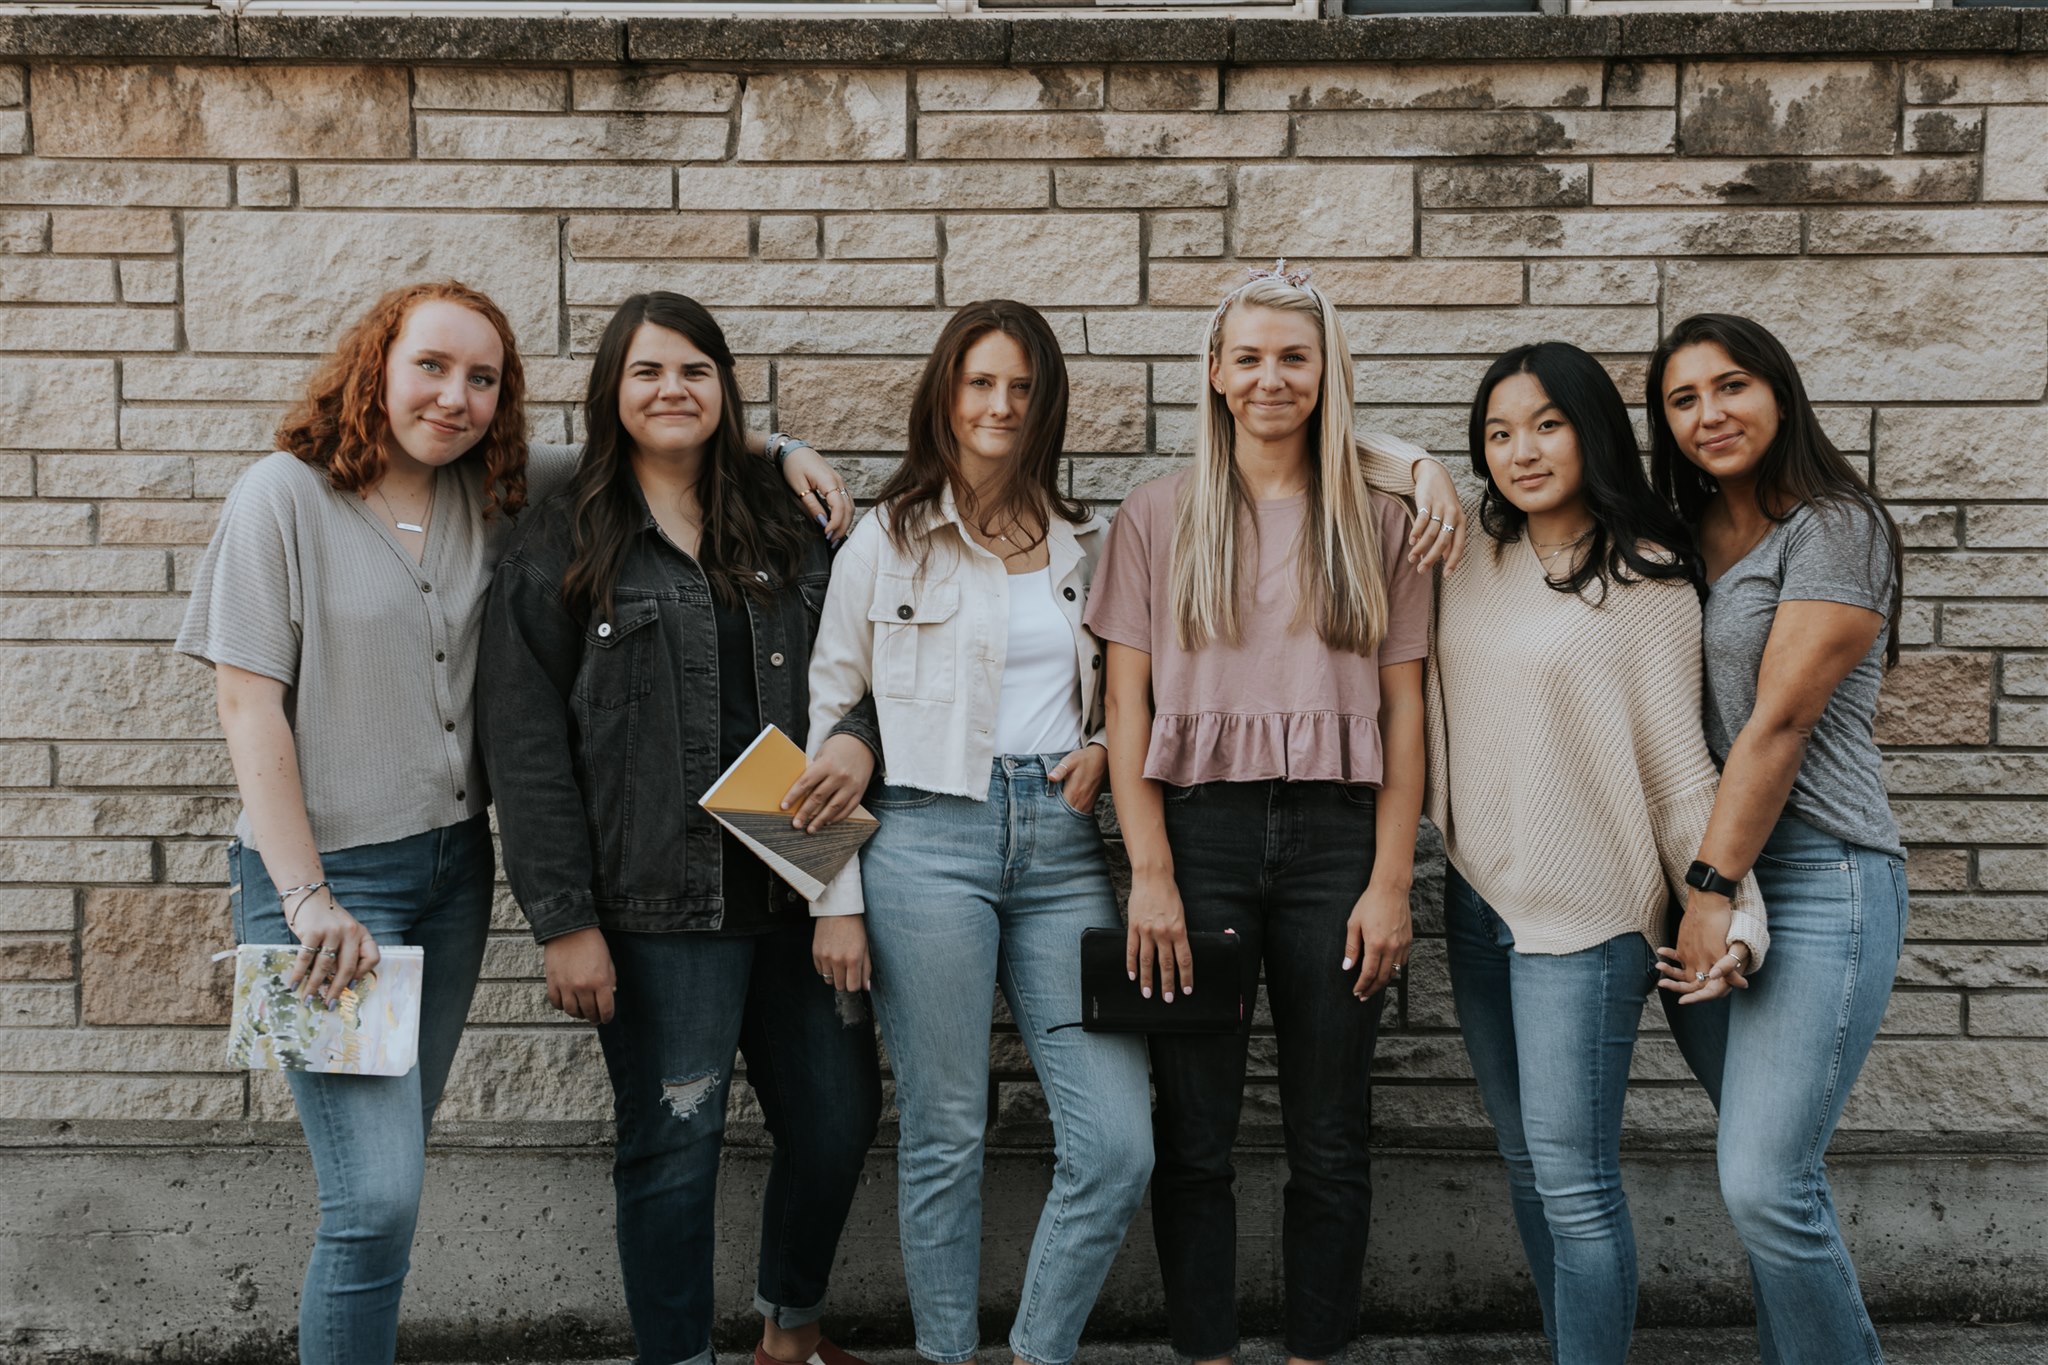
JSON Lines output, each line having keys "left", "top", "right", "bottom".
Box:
{"left": 595, "top": 921, "right": 883, "bottom": 1365}
{"left": 229, "top": 814, "right": 495, "bottom": 1365}
{"left": 1149, "top": 779, "right": 1385, "bottom": 1362}
{"left": 1444, "top": 868, "right": 1656, "bottom": 1365}
{"left": 861, "top": 755, "right": 1154, "bottom": 1365}
{"left": 1664, "top": 816, "right": 1909, "bottom": 1365}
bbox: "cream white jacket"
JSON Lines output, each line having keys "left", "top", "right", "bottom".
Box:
{"left": 807, "top": 489, "right": 1108, "bottom": 915}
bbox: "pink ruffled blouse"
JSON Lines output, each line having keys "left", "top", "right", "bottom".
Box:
{"left": 1085, "top": 470, "right": 1430, "bottom": 787}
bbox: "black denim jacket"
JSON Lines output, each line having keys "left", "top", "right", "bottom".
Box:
{"left": 479, "top": 489, "right": 881, "bottom": 942}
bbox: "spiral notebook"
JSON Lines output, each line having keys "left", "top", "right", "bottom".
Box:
{"left": 699, "top": 724, "right": 878, "bottom": 901}
{"left": 216, "top": 944, "right": 423, "bottom": 1077}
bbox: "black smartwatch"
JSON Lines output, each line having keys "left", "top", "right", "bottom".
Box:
{"left": 1685, "top": 860, "right": 1739, "bottom": 899}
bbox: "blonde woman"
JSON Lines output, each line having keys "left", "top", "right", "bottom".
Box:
{"left": 1087, "top": 266, "right": 1446, "bottom": 1365}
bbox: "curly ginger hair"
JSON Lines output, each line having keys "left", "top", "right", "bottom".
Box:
{"left": 276, "top": 281, "right": 529, "bottom": 519}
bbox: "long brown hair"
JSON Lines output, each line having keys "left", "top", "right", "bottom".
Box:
{"left": 1647, "top": 313, "right": 1904, "bottom": 666}
{"left": 276, "top": 280, "right": 528, "bottom": 519}
{"left": 560, "top": 291, "right": 810, "bottom": 622}
{"left": 875, "top": 299, "right": 1086, "bottom": 572}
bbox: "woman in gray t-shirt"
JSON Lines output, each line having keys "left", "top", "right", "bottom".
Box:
{"left": 1645, "top": 312, "right": 1908, "bottom": 1365}
{"left": 178, "top": 280, "right": 853, "bottom": 1365}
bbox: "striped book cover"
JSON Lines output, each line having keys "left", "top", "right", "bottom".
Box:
{"left": 699, "top": 724, "right": 879, "bottom": 901}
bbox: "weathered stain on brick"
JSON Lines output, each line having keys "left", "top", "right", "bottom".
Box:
{"left": 1907, "top": 109, "right": 1983, "bottom": 154}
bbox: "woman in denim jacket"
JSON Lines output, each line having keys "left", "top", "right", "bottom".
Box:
{"left": 480, "top": 291, "right": 882, "bottom": 1365}
{"left": 804, "top": 300, "right": 1154, "bottom": 1365}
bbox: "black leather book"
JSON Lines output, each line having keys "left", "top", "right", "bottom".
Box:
{"left": 1076, "top": 926, "right": 1245, "bottom": 1035}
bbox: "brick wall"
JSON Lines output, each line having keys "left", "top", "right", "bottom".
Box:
{"left": 1, "top": 31, "right": 2045, "bottom": 1153}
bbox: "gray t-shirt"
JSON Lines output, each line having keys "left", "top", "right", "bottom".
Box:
{"left": 1701, "top": 499, "right": 1902, "bottom": 858}
{"left": 177, "top": 446, "right": 580, "bottom": 854}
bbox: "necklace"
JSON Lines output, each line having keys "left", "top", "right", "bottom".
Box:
{"left": 1531, "top": 528, "right": 1592, "bottom": 567}
{"left": 374, "top": 479, "right": 433, "bottom": 536}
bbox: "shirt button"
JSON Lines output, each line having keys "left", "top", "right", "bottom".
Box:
{"left": 444, "top": 721, "right": 455, "bottom": 732}
{"left": 421, "top": 583, "right": 432, "bottom": 593}
{"left": 769, "top": 652, "right": 785, "bottom": 667}
{"left": 1063, "top": 586, "right": 1076, "bottom": 601}
{"left": 897, "top": 604, "right": 913, "bottom": 620}
{"left": 1091, "top": 654, "right": 1101, "bottom": 668}
{"left": 435, "top": 651, "right": 446, "bottom": 662}
{"left": 455, "top": 789, "right": 466, "bottom": 801}
{"left": 597, "top": 622, "right": 613, "bottom": 638}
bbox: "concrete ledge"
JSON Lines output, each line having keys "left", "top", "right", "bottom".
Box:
{"left": 0, "top": 12, "right": 231, "bottom": 59}
{"left": 629, "top": 16, "right": 1008, "bottom": 64}
{"left": 236, "top": 14, "right": 625, "bottom": 63}
{"left": 4, "top": 1145, "right": 2043, "bottom": 1361}
{"left": 0, "top": 10, "right": 2029, "bottom": 66}
{"left": 1615, "top": 7, "right": 2020, "bottom": 55}
{"left": 1010, "top": 16, "right": 1233, "bottom": 63}
{"left": 1233, "top": 15, "right": 1618, "bottom": 62}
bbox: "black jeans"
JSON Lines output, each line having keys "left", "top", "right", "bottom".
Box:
{"left": 596, "top": 921, "right": 883, "bottom": 1365}
{"left": 1150, "top": 780, "right": 1386, "bottom": 1361}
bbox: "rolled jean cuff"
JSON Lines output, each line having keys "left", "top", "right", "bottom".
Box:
{"left": 1010, "top": 1339, "right": 1071, "bottom": 1365}
{"left": 755, "top": 1289, "right": 828, "bottom": 1331}
{"left": 916, "top": 1347, "right": 979, "bottom": 1365}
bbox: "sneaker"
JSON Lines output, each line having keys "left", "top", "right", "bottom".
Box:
{"left": 754, "top": 1339, "right": 872, "bottom": 1365}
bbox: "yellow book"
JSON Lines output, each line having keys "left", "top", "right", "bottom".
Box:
{"left": 700, "top": 724, "right": 879, "bottom": 901}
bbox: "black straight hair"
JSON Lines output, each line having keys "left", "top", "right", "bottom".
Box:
{"left": 560, "top": 291, "right": 810, "bottom": 621}
{"left": 1468, "top": 341, "right": 1699, "bottom": 602}
{"left": 1646, "top": 313, "right": 1904, "bottom": 666}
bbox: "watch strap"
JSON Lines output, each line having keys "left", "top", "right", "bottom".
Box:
{"left": 1686, "top": 859, "right": 1739, "bottom": 899}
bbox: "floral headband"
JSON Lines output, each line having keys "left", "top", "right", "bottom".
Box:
{"left": 1207, "top": 258, "right": 1319, "bottom": 345}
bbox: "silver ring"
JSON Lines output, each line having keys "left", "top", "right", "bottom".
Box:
{"left": 1695, "top": 969, "right": 1708, "bottom": 982}
{"left": 820, "top": 972, "right": 834, "bottom": 983}
{"left": 320, "top": 948, "right": 340, "bottom": 959}
{"left": 1392, "top": 964, "right": 1405, "bottom": 978}
{"left": 1430, "top": 514, "right": 1445, "bottom": 524}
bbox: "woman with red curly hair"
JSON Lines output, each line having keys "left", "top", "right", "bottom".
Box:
{"left": 175, "top": 282, "right": 850, "bottom": 1364}
{"left": 176, "top": 281, "right": 528, "bottom": 1364}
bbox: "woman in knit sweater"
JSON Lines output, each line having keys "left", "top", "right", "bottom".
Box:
{"left": 1649, "top": 314, "right": 1907, "bottom": 1365}
{"left": 1427, "top": 342, "right": 1765, "bottom": 1365}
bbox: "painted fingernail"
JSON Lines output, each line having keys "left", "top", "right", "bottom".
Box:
{"left": 1127, "top": 970, "right": 1137, "bottom": 981}
{"left": 1163, "top": 991, "right": 1174, "bottom": 1002}
{"left": 1141, "top": 987, "right": 1151, "bottom": 999}
{"left": 1341, "top": 957, "right": 1355, "bottom": 971}
{"left": 1183, "top": 985, "right": 1193, "bottom": 994}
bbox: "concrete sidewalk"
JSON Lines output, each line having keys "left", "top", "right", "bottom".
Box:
{"left": 538, "top": 1325, "right": 2048, "bottom": 1365}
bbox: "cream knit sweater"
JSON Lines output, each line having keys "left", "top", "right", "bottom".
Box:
{"left": 1423, "top": 496, "right": 1769, "bottom": 963}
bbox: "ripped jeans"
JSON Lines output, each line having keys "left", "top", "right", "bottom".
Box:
{"left": 596, "top": 921, "right": 882, "bottom": 1365}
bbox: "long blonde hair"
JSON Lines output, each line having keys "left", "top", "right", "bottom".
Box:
{"left": 1168, "top": 275, "right": 1391, "bottom": 656}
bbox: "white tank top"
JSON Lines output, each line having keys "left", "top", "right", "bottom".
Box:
{"left": 994, "top": 567, "right": 1084, "bottom": 756}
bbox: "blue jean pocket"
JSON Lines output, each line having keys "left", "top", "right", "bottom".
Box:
{"left": 866, "top": 781, "right": 940, "bottom": 810}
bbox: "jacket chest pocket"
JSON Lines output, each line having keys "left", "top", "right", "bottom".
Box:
{"left": 869, "top": 574, "right": 960, "bottom": 703}
{"left": 575, "top": 599, "right": 661, "bottom": 712}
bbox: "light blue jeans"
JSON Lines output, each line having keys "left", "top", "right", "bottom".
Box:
{"left": 229, "top": 815, "right": 494, "bottom": 1365}
{"left": 1664, "top": 816, "right": 1909, "bottom": 1365}
{"left": 1444, "top": 868, "right": 1655, "bottom": 1365}
{"left": 860, "top": 755, "right": 1155, "bottom": 1365}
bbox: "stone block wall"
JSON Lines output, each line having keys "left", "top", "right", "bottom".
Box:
{"left": 1, "top": 14, "right": 2044, "bottom": 1177}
